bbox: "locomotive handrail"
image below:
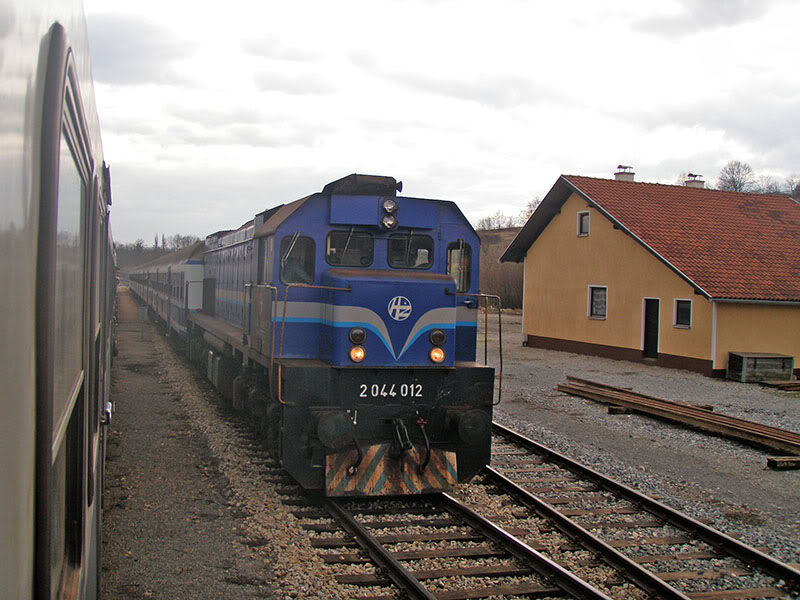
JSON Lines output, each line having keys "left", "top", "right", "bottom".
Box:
{"left": 451, "top": 292, "right": 503, "bottom": 406}
{"left": 276, "top": 283, "right": 352, "bottom": 404}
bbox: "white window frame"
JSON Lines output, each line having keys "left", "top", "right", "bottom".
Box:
{"left": 674, "top": 298, "right": 692, "bottom": 329}
{"left": 588, "top": 285, "right": 608, "bottom": 319}
{"left": 577, "top": 210, "right": 590, "bottom": 236}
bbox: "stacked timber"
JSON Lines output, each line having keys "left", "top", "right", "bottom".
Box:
{"left": 557, "top": 377, "right": 800, "bottom": 459}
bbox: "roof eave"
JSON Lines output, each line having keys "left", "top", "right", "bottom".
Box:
{"left": 500, "top": 177, "right": 572, "bottom": 263}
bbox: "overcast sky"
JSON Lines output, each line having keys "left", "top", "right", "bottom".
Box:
{"left": 84, "top": 0, "right": 800, "bottom": 244}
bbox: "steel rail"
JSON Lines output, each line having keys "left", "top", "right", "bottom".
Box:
{"left": 325, "top": 498, "right": 437, "bottom": 600}
{"left": 481, "top": 467, "right": 692, "bottom": 600}
{"left": 438, "top": 493, "right": 615, "bottom": 600}
{"left": 492, "top": 421, "right": 800, "bottom": 590}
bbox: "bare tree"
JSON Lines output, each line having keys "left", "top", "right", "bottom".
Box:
{"left": 716, "top": 160, "right": 755, "bottom": 192}
{"left": 753, "top": 175, "right": 783, "bottom": 194}
{"left": 516, "top": 196, "right": 542, "bottom": 225}
{"left": 167, "top": 233, "right": 202, "bottom": 250}
{"left": 786, "top": 174, "right": 800, "bottom": 198}
{"left": 475, "top": 210, "right": 516, "bottom": 230}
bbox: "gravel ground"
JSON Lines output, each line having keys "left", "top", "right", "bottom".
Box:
{"left": 105, "top": 290, "right": 798, "bottom": 599}
{"left": 484, "top": 311, "right": 800, "bottom": 563}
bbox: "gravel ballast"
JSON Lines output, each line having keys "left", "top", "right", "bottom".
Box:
{"left": 486, "top": 312, "right": 800, "bottom": 563}
{"left": 104, "top": 290, "right": 798, "bottom": 598}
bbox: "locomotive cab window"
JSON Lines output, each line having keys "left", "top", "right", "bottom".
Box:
{"left": 446, "top": 240, "right": 472, "bottom": 292}
{"left": 326, "top": 229, "right": 374, "bottom": 267}
{"left": 387, "top": 233, "right": 433, "bottom": 269}
{"left": 280, "top": 234, "right": 315, "bottom": 284}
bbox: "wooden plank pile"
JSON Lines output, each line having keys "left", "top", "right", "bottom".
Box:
{"left": 557, "top": 377, "right": 800, "bottom": 469}
{"left": 760, "top": 379, "right": 800, "bottom": 392}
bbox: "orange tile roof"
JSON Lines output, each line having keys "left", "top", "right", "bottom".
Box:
{"left": 562, "top": 175, "right": 800, "bottom": 301}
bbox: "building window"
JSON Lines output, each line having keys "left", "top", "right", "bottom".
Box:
{"left": 577, "top": 211, "right": 590, "bottom": 236}
{"left": 674, "top": 299, "right": 692, "bottom": 328}
{"left": 588, "top": 286, "right": 607, "bottom": 319}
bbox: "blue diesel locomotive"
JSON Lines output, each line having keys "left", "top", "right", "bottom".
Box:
{"left": 130, "top": 174, "right": 496, "bottom": 495}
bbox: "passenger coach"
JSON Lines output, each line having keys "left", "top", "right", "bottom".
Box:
{"left": 1, "top": 1, "right": 116, "bottom": 597}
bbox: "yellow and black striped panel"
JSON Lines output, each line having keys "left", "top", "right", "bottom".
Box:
{"left": 325, "top": 443, "right": 457, "bottom": 496}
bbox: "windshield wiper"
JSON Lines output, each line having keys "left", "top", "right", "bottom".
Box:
{"left": 341, "top": 226, "right": 354, "bottom": 263}
{"left": 404, "top": 229, "right": 414, "bottom": 266}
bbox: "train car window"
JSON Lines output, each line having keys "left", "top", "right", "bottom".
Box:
{"left": 92, "top": 196, "right": 102, "bottom": 330}
{"left": 53, "top": 135, "right": 86, "bottom": 430}
{"left": 446, "top": 240, "right": 472, "bottom": 292}
{"left": 326, "top": 229, "right": 374, "bottom": 267}
{"left": 387, "top": 233, "right": 434, "bottom": 269}
{"left": 280, "top": 234, "right": 315, "bottom": 284}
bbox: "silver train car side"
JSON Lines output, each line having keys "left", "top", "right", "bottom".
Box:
{"left": 1, "top": 2, "right": 116, "bottom": 598}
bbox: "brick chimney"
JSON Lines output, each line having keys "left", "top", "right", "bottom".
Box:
{"left": 685, "top": 173, "right": 705, "bottom": 189}
{"left": 614, "top": 165, "right": 635, "bottom": 182}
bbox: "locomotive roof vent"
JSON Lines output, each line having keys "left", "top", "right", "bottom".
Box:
{"left": 322, "top": 173, "right": 403, "bottom": 196}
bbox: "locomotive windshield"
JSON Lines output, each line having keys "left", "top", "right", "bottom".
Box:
{"left": 326, "top": 229, "right": 374, "bottom": 267}
{"left": 387, "top": 233, "right": 433, "bottom": 269}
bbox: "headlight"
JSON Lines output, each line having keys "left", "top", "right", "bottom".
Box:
{"left": 349, "top": 327, "right": 366, "bottom": 344}
{"left": 381, "top": 214, "right": 398, "bottom": 229}
{"left": 382, "top": 198, "right": 398, "bottom": 213}
{"left": 349, "top": 346, "right": 366, "bottom": 362}
{"left": 429, "top": 329, "right": 446, "bottom": 346}
{"left": 429, "top": 347, "right": 445, "bottom": 363}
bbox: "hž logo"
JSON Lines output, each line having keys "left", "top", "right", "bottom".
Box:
{"left": 387, "top": 295, "right": 412, "bottom": 321}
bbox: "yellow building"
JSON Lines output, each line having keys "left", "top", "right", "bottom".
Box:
{"left": 501, "top": 171, "right": 800, "bottom": 377}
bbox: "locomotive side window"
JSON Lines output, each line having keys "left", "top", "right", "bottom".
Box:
{"left": 326, "top": 229, "right": 374, "bottom": 267}
{"left": 264, "top": 236, "right": 274, "bottom": 283}
{"left": 446, "top": 240, "right": 472, "bottom": 292}
{"left": 387, "top": 233, "right": 433, "bottom": 269}
{"left": 280, "top": 234, "right": 315, "bottom": 284}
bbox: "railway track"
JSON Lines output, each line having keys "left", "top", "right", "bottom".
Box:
{"left": 273, "top": 421, "right": 800, "bottom": 599}
{"left": 488, "top": 422, "right": 800, "bottom": 600}
{"left": 294, "top": 492, "right": 619, "bottom": 600}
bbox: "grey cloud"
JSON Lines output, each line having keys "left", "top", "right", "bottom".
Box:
{"left": 102, "top": 115, "right": 159, "bottom": 136}
{"left": 163, "top": 119, "right": 333, "bottom": 149}
{"left": 241, "top": 37, "right": 320, "bottom": 62}
{"left": 252, "top": 71, "right": 336, "bottom": 95}
{"left": 641, "top": 91, "right": 800, "bottom": 160}
{"left": 347, "top": 53, "right": 563, "bottom": 109}
{"left": 391, "top": 72, "right": 564, "bottom": 109}
{"left": 634, "top": 0, "right": 778, "bottom": 38}
{"left": 166, "top": 105, "right": 263, "bottom": 128}
{"left": 87, "top": 14, "right": 195, "bottom": 85}
{"left": 110, "top": 164, "right": 335, "bottom": 243}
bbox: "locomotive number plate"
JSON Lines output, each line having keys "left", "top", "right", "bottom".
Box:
{"left": 358, "top": 383, "right": 423, "bottom": 399}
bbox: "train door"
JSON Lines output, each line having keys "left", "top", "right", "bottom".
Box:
{"left": 250, "top": 236, "right": 275, "bottom": 355}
